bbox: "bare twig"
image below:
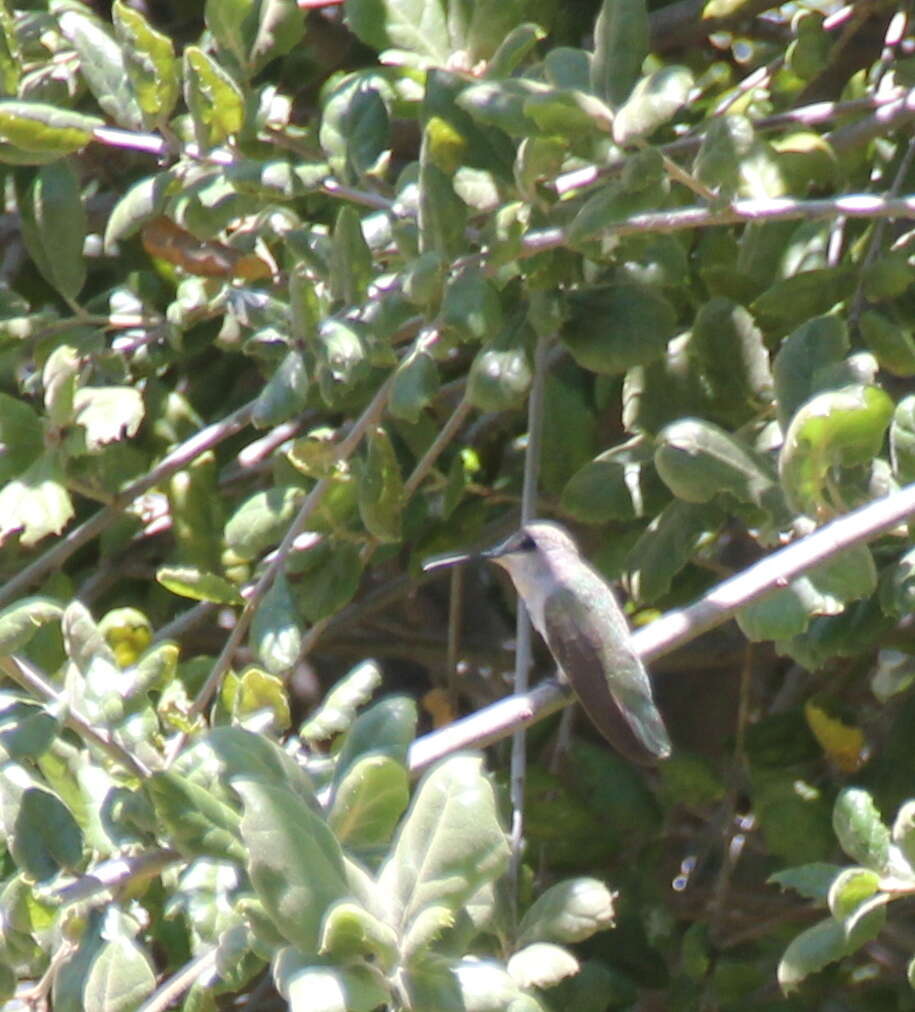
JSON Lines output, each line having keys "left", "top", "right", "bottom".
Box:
{"left": 54, "top": 849, "right": 181, "bottom": 905}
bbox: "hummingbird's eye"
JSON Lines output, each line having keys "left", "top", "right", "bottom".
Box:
{"left": 517, "top": 534, "right": 536, "bottom": 552}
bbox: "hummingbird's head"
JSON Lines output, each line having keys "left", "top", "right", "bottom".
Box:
{"left": 482, "top": 521, "right": 580, "bottom": 568}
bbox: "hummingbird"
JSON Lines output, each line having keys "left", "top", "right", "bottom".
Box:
{"left": 424, "top": 521, "right": 672, "bottom": 765}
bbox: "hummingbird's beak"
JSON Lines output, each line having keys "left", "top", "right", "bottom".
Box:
{"left": 421, "top": 549, "right": 477, "bottom": 573}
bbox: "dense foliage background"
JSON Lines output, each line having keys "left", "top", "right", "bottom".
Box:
{"left": 2, "top": 0, "right": 915, "bottom": 1008}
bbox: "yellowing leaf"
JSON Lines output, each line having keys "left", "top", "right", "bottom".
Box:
{"left": 804, "top": 700, "right": 867, "bottom": 772}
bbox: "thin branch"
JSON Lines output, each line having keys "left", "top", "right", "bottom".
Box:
{"left": 0, "top": 655, "right": 152, "bottom": 779}
{"left": 508, "top": 332, "right": 549, "bottom": 907}
{"left": 407, "top": 481, "right": 915, "bottom": 775}
{"left": 136, "top": 947, "right": 219, "bottom": 1012}
{"left": 520, "top": 192, "right": 915, "bottom": 259}
{"left": 299, "top": 391, "right": 475, "bottom": 658}
{"left": 0, "top": 402, "right": 255, "bottom": 609}
{"left": 54, "top": 849, "right": 180, "bottom": 905}
{"left": 402, "top": 396, "right": 473, "bottom": 500}
{"left": 850, "top": 133, "right": 915, "bottom": 326}
{"left": 179, "top": 375, "right": 395, "bottom": 732}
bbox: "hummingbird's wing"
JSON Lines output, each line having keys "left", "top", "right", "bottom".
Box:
{"left": 542, "top": 585, "right": 671, "bottom": 765}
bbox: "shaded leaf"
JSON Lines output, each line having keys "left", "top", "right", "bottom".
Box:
{"left": 591, "top": 0, "right": 648, "bottom": 106}
{"left": 237, "top": 778, "right": 349, "bottom": 954}
{"left": 378, "top": 755, "right": 509, "bottom": 929}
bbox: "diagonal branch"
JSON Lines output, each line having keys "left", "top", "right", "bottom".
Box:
{"left": 407, "top": 481, "right": 915, "bottom": 775}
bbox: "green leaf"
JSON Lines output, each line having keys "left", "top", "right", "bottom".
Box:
{"left": 522, "top": 88, "right": 614, "bottom": 138}
{"left": 358, "top": 427, "right": 404, "bottom": 542}
{"left": 389, "top": 349, "right": 439, "bottom": 422}
{"left": 891, "top": 395, "right": 915, "bottom": 484}
{"left": 0, "top": 101, "right": 102, "bottom": 161}
{"left": 694, "top": 115, "right": 784, "bottom": 200}
{"left": 441, "top": 268, "right": 502, "bottom": 345}
{"left": 251, "top": 350, "right": 309, "bottom": 429}
{"left": 0, "top": 452, "right": 75, "bottom": 547}
{"left": 778, "top": 917, "right": 846, "bottom": 994}
{"left": 295, "top": 539, "right": 363, "bottom": 622}
{"left": 772, "top": 314, "right": 848, "bottom": 431}
{"left": 315, "top": 318, "right": 371, "bottom": 403}
{"left": 345, "top": 0, "right": 450, "bottom": 63}
{"left": 827, "top": 867, "right": 880, "bottom": 920}
{"left": 487, "top": 23, "right": 547, "bottom": 78}
{"left": 250, "top": 572, "right": 302, "bottom": 674}
{"left": 561, "top": 440, "right": 666, "bottom": 524}
{"left": 518, "top": 878, "right": 616, "bottom": 945}
{"left": 157, "top": 565, "right": 244, "bottom": 605}
{"left": 319, "top": 899, "right": 398, "bottom": 966}
{"left": 81, "top": 934, "right": 156, "bottom": 1012}
{"left": 832, "top": 787, "right": 891, "bottom": 873}
{"left": 566, "top": 179, "right": 667, "bottom": 245}
{"left": 893, "top": 800, "right": 915, "bottom": 869}
{"left": 507, "top": 943, "right": 579, "bottom": 990}
{"left": 145, "top": 770, "right": 246, "bottom": 862}
{"left": 0, "top": 597, "right": 63, "bottom": 653}
{"left": 0, "top": 1, "right": 19, "bottom": 98}
{"left": 300, "top": 660, "right": 382, "bottom": 743}
{"left": 859, "top": 309, "right": 915, "bottom": 377}
{"left": 0, "top": 694, "right": 62, "bottom": 760}
{"left": 319, "top": 71, "right": 391, "bottom": 184}
{"left": 655, "top": 418, "right": 784, "bottom": 515}
{"left": 112, "top": 0, "right": 180, "bottom": 126}
{"left": 769, "top": 862, "right": 844, "bottom": 901}
{"left": 457, "top": 79, "right": 544, "bottom": 136}
{"left": 236, "top": 777, "right": 349, "bottom": 954}
{"left": 737, "top": 546, "right": 877, "bottom": 641}
{"left": 333, "top": 695, "right": 417, "bottom": 786}
{"left": 18, "top": 160, "right": 87, "bottom": 300}
{"left": 58, "top": 10, "right": 142, "bottom": 129}
{"left": 751, "top": 267, "right": 850, "bottom": 335}
{"left": 278, "top": 956, "right": 390, "bottom": 1012}
{"left": 183, "top": 46, "right": 244, "bottom": 150}
{"left": 42, "top": 344, "right": 79, "bottom": 428}
{"left": 74, "top": 387, "right": 144, "bottom": 450}
{"left": 225, "top": 485, "right": 304, "bottom": 561}
{"left": 613, "top": 66, "right": 693, "bottom": 145}
{"left": 466, "top": 343, "right": 531, "bottom": 412}
{"left": 104, "top": 171, "right": 174, "bottom": 251}
{"left": 206, "top": 0, "right": 304, "bottom": 78}
{"left": 561, "top": 285, "right": 676, "bottom": 374}
{"left": 175, "top": 726, "right": 315, "bottom": 800}
{"left": 688, "top": 297, "right": 773, "bottom": 423}
{"left": 328, "top": 754, "right": 410, "bottom": 847}
{"left": 454, "top": 959, "right": 547, "bottom": 1011}
{"left": 625, "top": 499, "right": 721, "bottom": 602}
{"left": 233, "top": 666, "right": 291, "bottom": 734}
{"left": 378, "top": 754, "right": 509, "bottom": 929}
{"left": 331, "top": 205, "right": 373, "bottom": 306}
{"left": 10, "top": 784, "right": 83, "bottom": 881}
{"left": 0, "top": 393, "right": 42, "bottom": 483}
{"left": 778, "top": 384, "right": 894, "bottom": 516}
{"left": 539, "top": 372, "right": 598, "bottom": 497}
{"left": 419, "top": 159, "right": 467, "bottom": 259}
{"left": 591, "top": 0, "right": 648, "bottom": 107}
